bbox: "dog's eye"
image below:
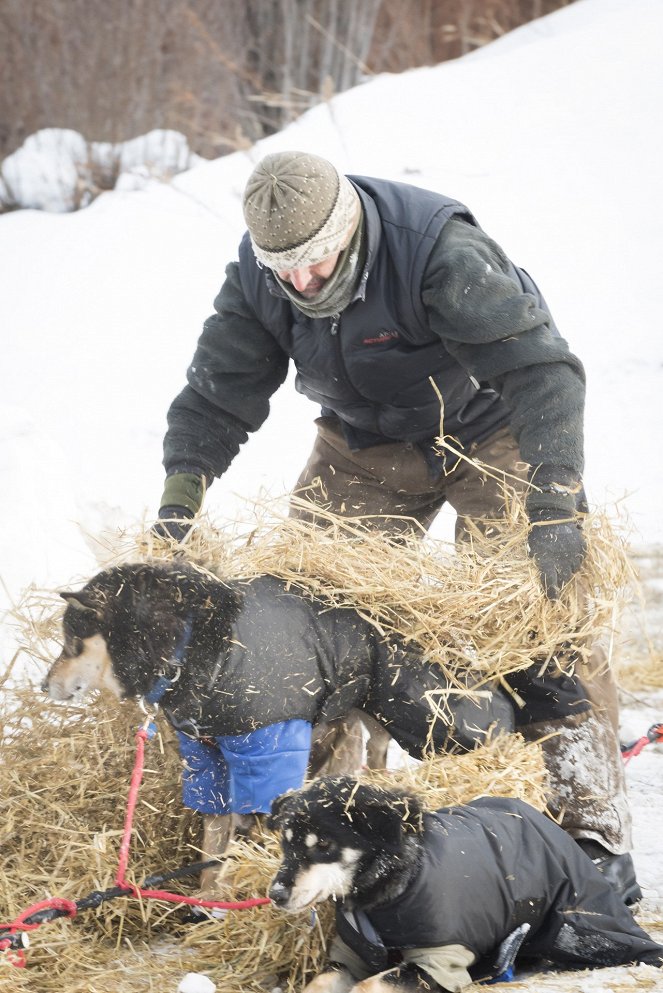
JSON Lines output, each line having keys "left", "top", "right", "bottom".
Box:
{"left": 316, "top": 838, "right": 332, "bottom": 851}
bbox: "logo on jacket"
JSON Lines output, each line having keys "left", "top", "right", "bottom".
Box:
{"left": 362, "top": 329, "right": 400, "bottom": 345}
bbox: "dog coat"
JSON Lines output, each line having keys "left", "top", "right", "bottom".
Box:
{"left": 176, "top": 720, "right": 312, "bottom": 814}
{"left": 335, "top": 797, "right": 662, "bottom": 986}
{"left": 160, "top": 574, "right": 583, "bottom": 816}
{"left": 161, "top": 574, "right": 514, "bottom": 749}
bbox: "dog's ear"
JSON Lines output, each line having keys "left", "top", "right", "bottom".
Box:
{"left": 267, "top": 790, "right": 298, "bottom": 832}
{"left": 354, "top": 786, "right": 424, "bottom": 850}
{"left": 60, "top": 591, "right": 103, "bottom": 617}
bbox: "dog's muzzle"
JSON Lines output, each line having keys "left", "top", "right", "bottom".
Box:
{"left": 268, "top": 880, "right": 291, "bottom": 907}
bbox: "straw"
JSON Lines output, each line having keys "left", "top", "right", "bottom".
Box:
{"left": 1, "top": 497, "right": 654, "bottom": 991}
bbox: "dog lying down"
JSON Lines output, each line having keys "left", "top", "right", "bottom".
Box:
{"left": 42, "top": 561, "right": 513, "bottom": 897}
{"left": 268, "top": 778, "right": 663, "bottom": 993}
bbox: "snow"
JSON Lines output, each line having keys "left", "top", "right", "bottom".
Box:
{"left": 1, "top": 0, "right": 662, "bottom": 987}
{"left": 0, "top": 128, "right": 203, "bottom": 211}
{"left": 177, "top": 973, "right": 216, "bottom": 993}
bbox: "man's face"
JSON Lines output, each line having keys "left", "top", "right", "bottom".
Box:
{"left": 277, "top": 250, "right": 341, "bottom": 299}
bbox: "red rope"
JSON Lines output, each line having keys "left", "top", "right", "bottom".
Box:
{"left": 115, "top": 723, "right": 271, "bottom": 911}
{"left": 0, "top": 898, "right": 78, "bottom": 967}
{"left": 1, "top": 720, "right": 270, "bottom": 968}
{"left": 622, "top": 722, "right": 663, "bottom": 765}
{"left": 115, "top": 728, "right": 150, "bottom": 888}
{"left": 622, "top": 735, "right": 650, "bottom": 765}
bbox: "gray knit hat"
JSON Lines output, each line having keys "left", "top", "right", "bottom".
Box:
{"left": 243, "top": 151, "right": 360, "bottom": 270}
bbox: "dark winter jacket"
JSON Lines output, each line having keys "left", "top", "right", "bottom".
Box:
{"left": 336, "top": 797, "right": 662, "bottom": 981}
{"left": 163, "top": 177, "right": 585, "bottom": 480}
{"left": 160, "top": 574, "right": 514, "bottom": 752}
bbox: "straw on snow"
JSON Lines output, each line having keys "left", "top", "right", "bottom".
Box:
{"left": 0, "top": 497, "right": 639, "bottom": 990}
{"left": 0, "top": 683, "right": 546, "bottom": 991}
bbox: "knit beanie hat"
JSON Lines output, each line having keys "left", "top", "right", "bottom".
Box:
{"left": 243, "top": 151, "right": 360, "bottom": 271}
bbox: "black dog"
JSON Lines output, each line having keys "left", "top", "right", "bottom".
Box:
{"left": 269, "top": 777, "right": 663, "bottom": 993}
{"left": 41, "top": 561, "right": 512, "bottom": 898}
{"left": 42, "top": 560, "right": 511, "bottom": 747}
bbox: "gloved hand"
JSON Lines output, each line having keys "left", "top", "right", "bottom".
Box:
{"left": 526, "top": 465, "right": 587, "bottom": 599}
{"left": 153, "top": 505, "right": 195, "bottom": 543}
{"left": 152, "top": 471, "right": 207, "bottom": 544}
{"left": 528, "top": 515, "right": 586, "bottom": 598}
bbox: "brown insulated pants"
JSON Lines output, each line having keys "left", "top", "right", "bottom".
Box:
{"left": 290, "top": 417, "right": 632, "bottom": 853}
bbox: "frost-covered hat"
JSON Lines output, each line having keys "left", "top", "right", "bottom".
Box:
{"left": 243, "top": 151, "right": 360, "bottom": 270}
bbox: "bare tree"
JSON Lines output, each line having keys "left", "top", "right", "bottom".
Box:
{"left": 0, "top": 0, "right": 577, "bottom": 167}
{"left": 368, "top": 0, "right": 576, "bottom": 70}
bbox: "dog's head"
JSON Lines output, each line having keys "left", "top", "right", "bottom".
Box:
{"left": 41, "top": 586, "right": 122, "bottom": 701}
{"left": 267, "top": 776, "right": 424, "bottom": 913}
{"left": 42, "top": 561, "right": 240, "bottom": 702}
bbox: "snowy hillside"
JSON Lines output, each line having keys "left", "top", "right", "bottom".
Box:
{"left": 1, "top": 0, "right": 662, "bottom": 989}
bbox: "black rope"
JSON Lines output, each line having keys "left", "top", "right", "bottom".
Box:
{"left": 0, "top": 858, "right": 222, "bottom": 950}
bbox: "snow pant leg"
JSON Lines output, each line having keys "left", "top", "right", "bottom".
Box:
{"left": 440, "top": 426, "right": 530, "bottom": 538}
{"left": 292, "top": 420, "right": 534, "bottom": 527}
{"left": 290, "top": 420, "right": 528, "bottom": 537}
{"left": 289, "top": 416, "right": 445, "bottom": 535}
{"left": 519, "top": 645, "right": 632, "bottom": 853}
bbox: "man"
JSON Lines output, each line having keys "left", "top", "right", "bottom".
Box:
{"left": 156, "top": 150, "right": 639, "bottom": 901}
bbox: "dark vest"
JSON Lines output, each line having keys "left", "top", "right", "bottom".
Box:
{"left": 238, "top": 176, "right": 549, "bottom": 446}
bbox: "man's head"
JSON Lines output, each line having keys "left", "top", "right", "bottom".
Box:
{"left": 243, "top": 151, "right": 360, "bottom": 297}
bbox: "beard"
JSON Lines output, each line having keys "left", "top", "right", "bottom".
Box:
{"left": 297, "top": 275, "right": 328, "bottom": 299}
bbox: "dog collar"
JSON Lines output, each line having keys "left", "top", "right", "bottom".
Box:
{"left": 144, "top": 614, "right": 193, "bottom": 707}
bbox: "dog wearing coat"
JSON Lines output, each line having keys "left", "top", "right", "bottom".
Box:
{"left": 42, "top": 561, "right": 512, "bottom": 899}
{"left": 268, "top": 777, "right": 663, "bottom": 993}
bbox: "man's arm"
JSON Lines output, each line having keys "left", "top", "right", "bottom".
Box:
{"left": 422, "top": 217, "right": 585, "bottom": 474}
{"left": 423, "top": 218, "right": 587, "bottom": 596}
{"left": 155, "top": 260, "right": 290, "bottom": 534}
{"left": 164, "top": 260, "right": 290, "bottom": 481}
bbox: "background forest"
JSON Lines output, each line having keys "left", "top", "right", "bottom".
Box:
{"left": 1, "top": 1, "right": 574, "bottom": 165}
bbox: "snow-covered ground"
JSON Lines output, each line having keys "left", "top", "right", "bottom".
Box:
{"left": 1, "top": 0, "right": 662, "bottom": 988}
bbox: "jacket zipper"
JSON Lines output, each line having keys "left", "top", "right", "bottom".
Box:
{"left": 327, "top": 313, "right": 376, "bottom": 429}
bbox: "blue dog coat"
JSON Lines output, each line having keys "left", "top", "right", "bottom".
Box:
{"left": 177, "top": 719, "right": 312, "bottom": 814}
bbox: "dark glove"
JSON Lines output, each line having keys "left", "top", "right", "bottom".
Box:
{"left": 526, "top": 464, "right": 587, "bottom": 599}
{"left": 153, "top": 505, "right": 195, "bottom": 543}
{"left": 153, "top": 471, "right": 207, "bottom": 543}
{"left": 528, "top": 515, "right": 587, "bottom": 598}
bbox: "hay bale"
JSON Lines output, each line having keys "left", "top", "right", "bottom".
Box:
{"left": 0, "top": 502, "right": 637, "bottom": 989}
{"left": 0, "top": 682, "right": 546, "bottom": 991}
